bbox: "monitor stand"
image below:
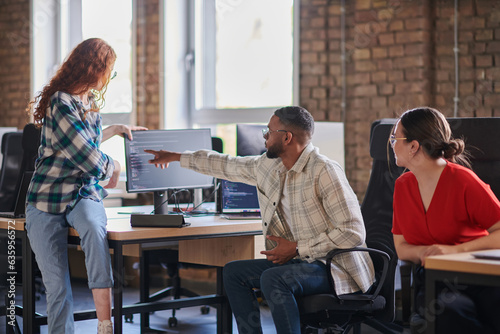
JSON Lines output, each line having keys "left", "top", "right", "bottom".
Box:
{"left": 153, "top": 191, "right": 169, "bottom": 215}
{"left": 130, "top": 191, "right": 187, "bottom": 227}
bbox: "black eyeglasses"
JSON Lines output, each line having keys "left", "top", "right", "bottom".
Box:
{"left": 262, "top": 128, "right": 288, "bottom": 139}
{"left": 110, "top": 71, "right": 117, "bottom": 80}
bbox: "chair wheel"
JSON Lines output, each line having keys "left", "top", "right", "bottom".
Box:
{"left": 124, "top": 314, "right": 133, "bottom": 323}
{"left": 201, "top": 306, "right": 210, "bottom": 314}
{"left": 168, "top": 316, "right": 178, "bottom": 327}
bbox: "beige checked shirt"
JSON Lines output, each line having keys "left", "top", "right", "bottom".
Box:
{"left": 180, "top": 143, "right": 375, "bottom": 295}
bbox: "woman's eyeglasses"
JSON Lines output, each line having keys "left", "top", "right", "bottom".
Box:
{"left": 110, "top": 71, "right": 117, "bottom": 80}
{"left": 389, "top": 135, "right": 407, "bottom": 147}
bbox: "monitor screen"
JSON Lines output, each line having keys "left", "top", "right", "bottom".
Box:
{"left": 219, "top": 179, "right": 260, "bottom": 213}
{"left": 124, "top": 129, "right": 214, "bottom": 193}
{"left": 236, "top": 124, "right": 267, "bottom": 156}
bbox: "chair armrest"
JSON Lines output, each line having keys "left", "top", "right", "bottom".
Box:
{"left": 324, "top": 247, "right": 390, "bottom": 302}
{"left": 399, "top": 259, "right": 414, "bottom": 323}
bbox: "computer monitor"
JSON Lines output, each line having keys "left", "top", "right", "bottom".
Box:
{"left": 236, "top": 124, "right": 267, "bottom": 156}
{"left": 124, "top": 129, "right": 214, "bottom": 214}
{"left": 236, "top": 122, "right": 345, "bottom": 169}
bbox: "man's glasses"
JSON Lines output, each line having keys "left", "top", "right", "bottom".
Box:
{"left": 389, "top": 135, "right": 407, "bottom": 147}
{"left": 262, "top": 128, "right": 288, "bottom": 139}
{"left": 110, "top": 71, "right": 117, "bottom": 80}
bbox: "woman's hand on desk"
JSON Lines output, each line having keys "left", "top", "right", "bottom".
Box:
{"left": 144, "top": 149, "right": 181, "bottom": 169}
{"left": 420, "top": 244, "right": 461, "bottom": 265}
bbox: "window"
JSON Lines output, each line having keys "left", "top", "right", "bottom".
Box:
{"left": 82, "top": 0, "right": 133, "bottom": 124}
{"left": 32, "top": 0, "right": 133, "bottom": 126}
{"left": 163, "top": 0, "right": 299, "bottom": 129}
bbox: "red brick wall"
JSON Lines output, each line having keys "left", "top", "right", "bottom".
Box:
{"left": 299, "top": 0, "right": 499, "bottom": 199}
{"left": 135, "top": 0, "right": 161, "bottom": 130}
{"left": 434, "top": 0, "right": 500, "bottom": 118}
{"left": 0, "top": 0, "right": 31, "bottom": 129}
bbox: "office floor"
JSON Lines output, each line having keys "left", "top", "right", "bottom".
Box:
{"left": 3, "top": 279, "right": 277, "bottom": 334}
{"left": 2, "top": 278, "right": 410, "bottom": 333}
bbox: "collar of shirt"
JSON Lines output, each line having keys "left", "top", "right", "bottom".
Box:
{"left": 277, "top": 143, "right": 314, "bottom": 175}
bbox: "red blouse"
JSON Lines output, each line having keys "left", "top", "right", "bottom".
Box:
{"left": 392, "top": 162, "right": 500, "bottom": 245}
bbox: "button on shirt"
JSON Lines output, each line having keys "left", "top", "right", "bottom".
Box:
{"left": 27, "top": 91, "right": 115, "bottom": 214}
{"left": 180, "top": 144, "right": 375, "bottom": 295}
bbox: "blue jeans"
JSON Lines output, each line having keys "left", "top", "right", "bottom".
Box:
{"left": 223, "top": 258, "right": 332, "bottom": 334}
{"left": 25, "top": 199, "right": 113, "bottom": 334}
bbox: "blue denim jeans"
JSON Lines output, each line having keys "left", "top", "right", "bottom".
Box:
{"left": 223, "top": 258, "right": 332, "bottom": 334}
{"left": 25, "top": 199, "right": 113, "bottom": 334}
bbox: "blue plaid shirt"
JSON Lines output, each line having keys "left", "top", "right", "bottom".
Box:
{"left": 27, "top": 91, "right": 115, "bottom": 213}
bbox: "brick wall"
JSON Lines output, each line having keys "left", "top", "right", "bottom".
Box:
{"left": 299, "top": 0, "right": 499, "bottom": 200}
{"left": 434, "top": 0, "right": 500, "bottom": 118}
{"left": 1, "top": 0, "right": 499, "bottom": 200}
{"left": 135, "top": 0, "right": 161, "bottom": 130}
{"left": 0, "top": 0, "right": 31, "bottom": 129}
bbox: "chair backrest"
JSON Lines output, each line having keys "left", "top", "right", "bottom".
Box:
{"left": 0, "top": 131, "right": 23, "bottom": 211}
{"left": 211, "top": 136, "right": 224, "bottom": 154}
{"left": 20, "top": 123, "right": 41, "bottom": 173}
{"left": 0, "top": 124, "right": 41, "bottom": 212}
{"left": 448, "top": 117, "right": 500, "bottom": 199}
{"left": 361, "top": 119, "right": 405, "bottom": 322}
{"left": 10, "top": 124, "right": 41, "bottom": 209}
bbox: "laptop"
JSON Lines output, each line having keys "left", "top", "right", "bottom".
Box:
{"left": 472, "top": 249, "right": 500, "bottom": 261}
{"left": 0, "top": 171, "right": 33, "bottom": 218}
{"left": 218, "top": 179, "right": 261, "bottom": 220}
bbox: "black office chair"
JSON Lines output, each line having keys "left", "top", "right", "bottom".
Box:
{"left": 399, "top": 117, "right": 500, "bottom": 332}
{"left": 0, "top": 131, "right": 23, "bottom": 211}
{"left": 298, "top": 119, "right": 405, "bottom": 334}
{"left": 0, "top": 124, "right": 41, "bottom": 332}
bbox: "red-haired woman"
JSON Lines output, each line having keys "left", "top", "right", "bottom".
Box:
{"left": 25, "top": 38, "right": 146, "bottom": 334}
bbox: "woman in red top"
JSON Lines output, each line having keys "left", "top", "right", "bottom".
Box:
{"left": 391, "top": 107, "right": 500, "bottom": 333}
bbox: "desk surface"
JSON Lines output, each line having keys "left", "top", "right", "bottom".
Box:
{"left": 425, "top": 251, "right": 500, "bottom": 276}
{"left": 0, "top": 205, "right": 263, "bottom": 241}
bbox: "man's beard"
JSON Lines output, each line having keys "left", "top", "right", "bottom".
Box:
{"left": 266, "top": 142, "right": 284, "bottom": 159}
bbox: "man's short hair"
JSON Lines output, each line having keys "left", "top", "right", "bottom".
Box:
{"left": 274, "top": 106, "right": 314, "bottom": 136}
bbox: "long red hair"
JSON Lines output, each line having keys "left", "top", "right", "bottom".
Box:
{"left": 28, "top": 38, "right": 117, "bottom": 127}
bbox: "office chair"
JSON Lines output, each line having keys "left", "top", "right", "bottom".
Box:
{"left": 0, "top": 131, "right": 23, "bottom": 211}
{"left": 298, "top": 119, "right": 405, "bottom": 334}
{"left": 0, "top": 124, "right": 41, "bottom": 333}
{"left": 399, "top": 117, "right": 500, "bottom": 332}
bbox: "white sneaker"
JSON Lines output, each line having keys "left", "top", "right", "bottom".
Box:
{"left": 97, "top": 320, "right": 113, "bottom": 334}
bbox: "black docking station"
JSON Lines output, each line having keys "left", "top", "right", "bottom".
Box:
{"left": 130, "top": 214, "right": 189, "bottom": 228}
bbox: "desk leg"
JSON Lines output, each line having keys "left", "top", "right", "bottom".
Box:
{"left": 140, "top": 248, "right": 150, "bottom": 331}
{"left": 217, "top": 267, "right": 232, "bottom": 334}
{"left": 424, "top": 270, "right": 436, "bottom": 334}
{"left": 22, "top": 231, "right": 39, "bottom": 333}
{"left": 113, "top": 243, "right": 124, "bottom": 334}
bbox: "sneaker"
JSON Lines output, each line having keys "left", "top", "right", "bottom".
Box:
{"left": 97, "top": 320, "right": 113, "bottom": 334}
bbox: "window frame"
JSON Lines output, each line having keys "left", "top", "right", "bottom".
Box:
{"left": 162, "top": 0, "right": 300, "bottom": 128}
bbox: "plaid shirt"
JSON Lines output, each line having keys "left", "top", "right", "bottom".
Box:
{"left": 180, "top": 144, "right": 375, "bottom": 295}
{"left": 27, "top": 91, "right": 114, "bottom": 213}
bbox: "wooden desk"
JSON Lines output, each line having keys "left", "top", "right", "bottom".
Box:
{"left": 1, "top": 207, "right": 263, "bottom": 334}
{"left": 424, "top": 252, "right": 500, "bottom": 334}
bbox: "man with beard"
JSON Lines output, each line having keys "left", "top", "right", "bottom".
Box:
{"left": 145, "top": 106, "right": 374, "bottom": 334}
